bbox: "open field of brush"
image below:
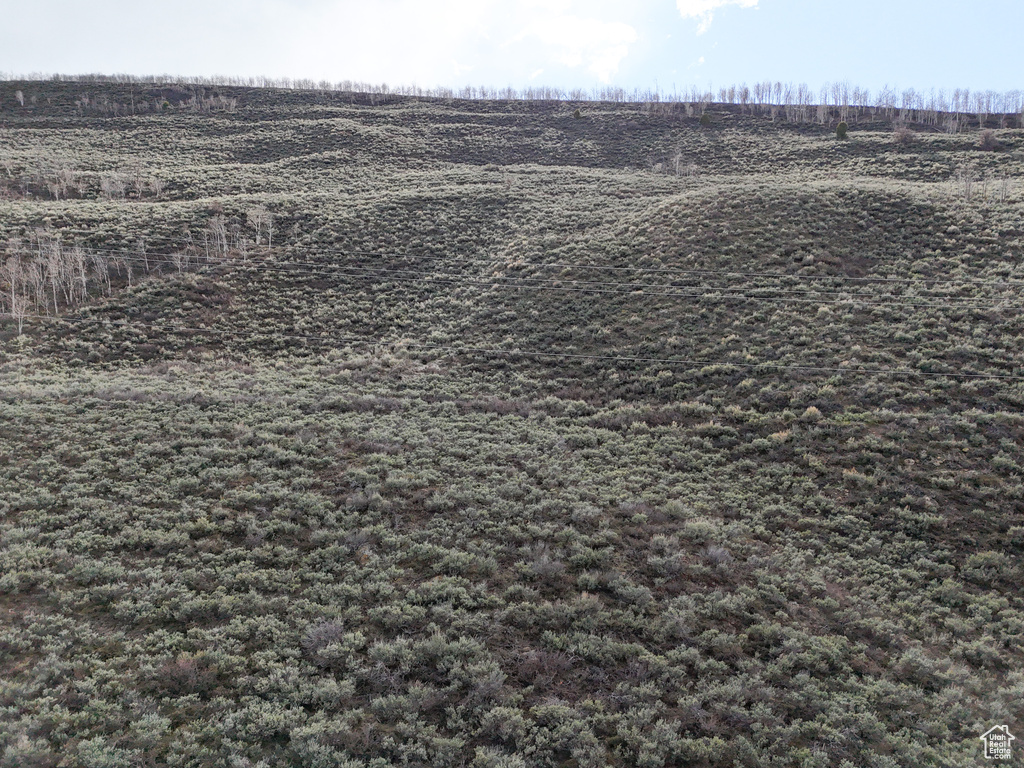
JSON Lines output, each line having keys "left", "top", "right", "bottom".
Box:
{"left": 1, "top": 81, "right": 1023, "bottom": 767}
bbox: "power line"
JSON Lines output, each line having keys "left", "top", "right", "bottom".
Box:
{"left": 223, "top": 260, "right": 1024, "bottom": 310}
{"left": 21, "top": 316, "right": 1024, "bottom": 381}
{"left": 14, "top": 229, "right": 1024, "bottom": 288}
{"left": 90, "top": 248, "right": 1024, "bottom": 302}
{"left": 15, "top": 247, "right": 1023, "bottom": 312}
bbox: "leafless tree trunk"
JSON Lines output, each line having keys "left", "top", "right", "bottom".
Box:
{"left": 26, "top": 260, "right": 44, "bottom": 314}
{"left": 67, "top": 246, "right": 87, "bottom": 303}
{"left": 246, "top": 206, "right": 274, "bottom": 249}
{"left": 115, "top": 254, "right": 133, "bottom": 288}
{"left": 247, "top": 206, "right": 267, "bottom": 246}
{"left": 45, "top": 238, "right": 63, "bottom": 312}
{"left": 230, "top": 222, "right": 246, "bottom": 261}
{"left": 11, "top": 290, "right": 27, "bottom": 334}
{"left": 182, "top": 228, "right": 199, "bottom": 265}
{"left": 954, "top": 164, "right": 975, "bottom": 203}
{"left": 208, "top": 215, "right": 229, "bottom": 257}
{"left": 132, "top": 172, "right": 146, "bottom": 199}
{"left": 2, "top": 256, "right": 20, "bottom": 316}
{"left": 2, "top": 256, "right": 28, "bottom": 334}
{"left": 91, "top": 250, "right": 111, "bottom": 295}
{"left": 57, "top": 166, "right": 75, "bottom": 198}
{"left": 100, "top": 173, "right": 126, "bottom": 199}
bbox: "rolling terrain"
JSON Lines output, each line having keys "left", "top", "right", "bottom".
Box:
{"left": 1, "top": 80, "right": 1023, "bottom": 767}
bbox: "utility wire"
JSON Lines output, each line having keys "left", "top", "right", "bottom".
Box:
{"left": 17, "top": 230, "right": 1024, "bottom": 288}
{"left": 19, "top": 248, "right": 1024, "bottom": 311}
{"left": 20, "top": 316, "right": 1024, "bottom": 381}
{"left": 60, "top": 246, "right": 1024, "bottom": 302}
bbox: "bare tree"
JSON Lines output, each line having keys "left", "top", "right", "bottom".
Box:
{"left": 113, "top": 254, "right": 133, "bottom": 288}
{"left": 99, "top": 173, "right": 126, "bottom": 199}
{"left": 10, "top": 290, "right": 27, "bottom": 335}
{"left": 954, "top": 163, "right": 976, "bottom": 203}
{"left": 57, "top": 166, "right": 76, "bottom": 198}
{"left": 229, "top": 221, "right": 247, "bottom": 261}
{"left": 207, "top": 215, "right": 229, "bottom": 257}
{"left": 893, "top": 123, "right": 914, "bottom": 146}
{"left": 1, "top": 256, "right": 28, "bottom": 334}
{"left": 44, "top": 237, "right": 63, "bottom": 312}
{"left": 136, "top": 239, "right": 150, "bottom": 273}
{"left": 246, "top": 205, "right": 274, "bottom": 249}
{"left": 25, "top": 259, "right": 44, "bottom": 315}
{"left": 68, "top": 246, "right": 88, "bottom": 303}
{"left": 246, "top": 205, "right": 268, "bottom": 247}
{"left": 1, "top": 254, "right": 20, "bottom": 316}
{"left": 15, "top": 90, "right": 24, "bottom": 107}
{"left": 131, "top": 170, "right": 146, "bottom": 199}
{"left": 91, "top": 250, "right": 111, "bottom": 296}
{"left": 978, "top": 129, "right": 1000, "bottom": 151}
{"left": 182, "top": 228, "right": 198, "bottom": 265}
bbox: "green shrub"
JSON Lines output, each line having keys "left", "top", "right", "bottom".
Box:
{"left": 836, "top": 121, "right": 848, "bottom": 139}
{"left": 699, "top": 112, "right": 711, "bottom": 126}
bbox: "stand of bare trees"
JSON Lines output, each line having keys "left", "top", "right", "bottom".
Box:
{"left": 1, "top": 233, "right": 91, "bottom": 329}
{"left": 0, "top": 210, "right": 271, "bottom": 332}
{"left": 0, "top": 161, "right": 167, "bottom": 202}
{"left": 246, "top": 206, "right": 273, "bottom": 249}
{"left": 6, "top": 74, "right": 1024, "bottom": 123}
{"left": 948, "top": 164, "right": 1014, "bottom": 205}
{"left": 0, "top": 255, "right": 28, "bottom": 334}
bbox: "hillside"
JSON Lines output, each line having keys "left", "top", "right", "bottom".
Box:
{"left": 1, "top": 80, "right": 1023, "bottom": 768}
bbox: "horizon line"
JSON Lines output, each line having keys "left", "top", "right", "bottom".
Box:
{"left": 2, "top": 71, "right": 1023, "bottom": 115}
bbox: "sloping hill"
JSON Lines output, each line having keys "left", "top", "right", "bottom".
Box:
{"left": 1, "top": 81, "right": 1023, "bottom": 768}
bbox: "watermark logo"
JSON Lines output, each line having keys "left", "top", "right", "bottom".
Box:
{"left": 980, "top": 725, "right": 1015, "bottom": 760}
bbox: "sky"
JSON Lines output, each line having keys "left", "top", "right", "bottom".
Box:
{"left": 2, "top": 0, "right": 1022, "bottom": 97}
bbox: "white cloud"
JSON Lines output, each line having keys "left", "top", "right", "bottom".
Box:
{"left": 512, "top": 8, "right": 638, "bottom": 83}
{"left": 243, "top": 0, "right": 642, "bottom": 88}
{"left": 0, "top": 0, "right": 644, "bottom": 89}
{"left": 280, "top": 0, "right": 499, "bottom": 85}
{"left": 676, "top": 0, "right": 757, "bottom": 34}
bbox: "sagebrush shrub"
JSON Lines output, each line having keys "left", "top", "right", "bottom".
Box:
{"left": 301, "top": 619, "right": 346, "bottom": 655}
{"left": 978, "top": 129, "right": 1000, "bottom": 151}
{"left": 893, "top": 124, "right": 914, "bottom": 145}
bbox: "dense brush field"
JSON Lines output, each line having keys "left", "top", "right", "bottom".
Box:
{"left": 1, "top": 81, "right": 1023, "bottom": 768}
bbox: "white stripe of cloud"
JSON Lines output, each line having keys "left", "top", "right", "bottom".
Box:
{"left": 514, "top": 10, "right": 638, "bottom": 83}
{"left": 677, "top": 0, "right": 758, "bottom": 34}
